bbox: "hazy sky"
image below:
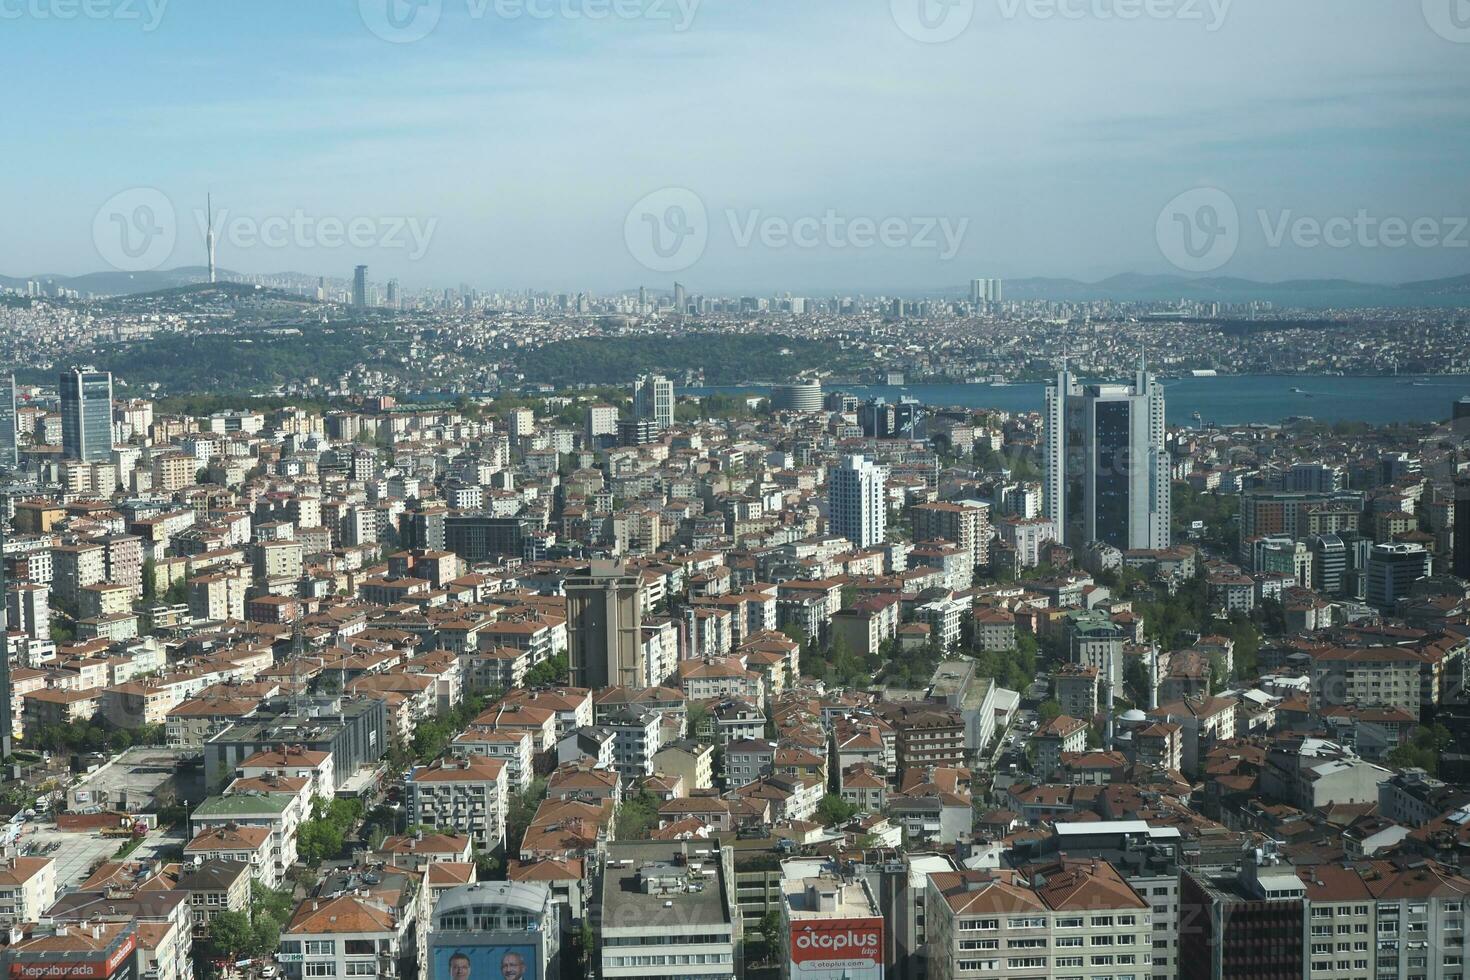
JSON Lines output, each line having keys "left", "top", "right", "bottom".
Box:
{"left": 6, "top": 0, "right": 1470, "bottom": 292}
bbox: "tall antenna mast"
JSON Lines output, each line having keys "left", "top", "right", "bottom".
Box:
{"left": 206, "top": 194, "right": 217, "bottom": 284}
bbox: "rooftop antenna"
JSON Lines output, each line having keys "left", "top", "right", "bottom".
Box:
{"left": 206, "top": 194, "right": 217, "bottom": 284}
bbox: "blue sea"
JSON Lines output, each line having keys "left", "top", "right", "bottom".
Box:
{"left": 684, "top": 376, "right": 1470, "bottom": 427}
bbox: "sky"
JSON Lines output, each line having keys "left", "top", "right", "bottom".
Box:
{"left": 5, "top": 0, "right": 1470, "bottom": 294}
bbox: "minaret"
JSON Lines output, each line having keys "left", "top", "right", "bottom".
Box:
{"left": 206, "top": 194, "right": 217, "bottom": 284}
{"left": 1148, "top": 644, "right": 1160, "bottom": 710}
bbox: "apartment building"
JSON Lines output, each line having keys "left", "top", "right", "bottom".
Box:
{"left": 0, "top": 856, "right": 56, "bottom": 928}
{"left": 912, "top": 500, "right": 992, "bottom": 570}
{"left": 1297, "top": 859, "right": 1470, "bottom": 980}
{"left": 406, "top": 756, "right": 509, "bottom": 853}
{"left": 926, "top": 859, "right": 1151, "bottom": 980}
{"left": 1311, "top": 646, "right": 1425, "bottom": 720}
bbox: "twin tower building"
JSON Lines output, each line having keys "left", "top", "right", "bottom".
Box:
{"left": 1044, "top": 362, "right": 1172, "bottom": 553}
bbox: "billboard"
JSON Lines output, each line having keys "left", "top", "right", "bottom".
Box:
{"left": 433, "top": 945, "right": 537, "bottom": 980}
{"left": 9, "top": 934, "right": 138, "bottom": 980}
{"left": 789, "top": 917, "right": 883, "bottom": 979}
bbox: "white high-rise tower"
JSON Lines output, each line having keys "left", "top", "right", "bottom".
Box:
{"left": 828, "top": 454, "right": 887, "bottom": 549}
{"left": 633, "top": 374, "right": 674, "bottom": 430}
{"left": 206, "top": 194, "right": 217, "bottom": 284}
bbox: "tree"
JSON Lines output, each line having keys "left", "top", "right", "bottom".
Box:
{"left": 575, "top": 919, "right": 596, "bottom": 973}
{"left": 815, "top": 793, "right": 856, "bottom": 828}
{"left": 249, "top": 916, "right": 281, "bottom": 959}
{"left": 1124, "top": 656, "right": 1151, "bottom": 707}
{"left": 525, "top": 653, "right": 569, "bottom": 688}
{"left": 1037, "top": 700, "right": 1063, "bottom": 724}
{"left": 757, "top": 910, "right": 782, "bottom": 965}
{"left": 207, "top": 910, "right": 254, "bottom": 960}
{"left": 1387, "top": 724, "right": 1453, "bottom": 776}
{"left": 251, "top": 881, "right": 296, "bottom": 924}
{"left": 295, "top": 797, "right": 363, "bottom": 865}
{"left": 141, "top": 558, "right": 157, "bottom": 601}
{"left": 614, "top": 789, "right": 660, "bottom": 840}
{"left": 163, "top": 578, "right": 189, "bottom": 606}
{"left": 505, "top": 778, "right": 548, "bottom": 854}
{"left": 685, "top": 702, "right": 712, "bottom": 743}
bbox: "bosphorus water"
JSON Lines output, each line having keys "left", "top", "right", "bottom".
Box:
{"left": 686, "top": 375, "right": 1470, "bottom": 426}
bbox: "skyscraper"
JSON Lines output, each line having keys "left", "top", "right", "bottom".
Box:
{"left": 673, "top": 282, "right": 685, "bottom": 313}
{"left": 566, "top": 561, "right": 644, "bottom": 689}
{"left": 828, "top": 454, "right": 887, "bottom": 549}
{"left": 59, "top": 368, "right": 114, "bottom": 463}
{"left": 0, "top": 518, "right": 13, "bottom": 755}
{"left": 352, "top": 265, "right": 369, "bottom": 308}
{"left": 633, "top": 374, "right": 674, "bottom": 430}
{"left": 1044, "top": 360, "right": 1170, "bottom": 551}
{"left": 1455, "top": 477, "right": 1470, "bottom": 580}
{"left": 970, "top": 278, "right": 1003, "bottom": 305}
{"left": 1365, "top": 542, "right": 1432, "bottom": 609}
{"left": 206, "top": 193, "right": 217, "bottom": 284}
{"left": 386, "top": 279, "right": 398, "bottom": 309}
{"left": 1454, "top": 395, "right": 1470, "bottom": 579}
{"left": 0, "top": 374, "right": 17, "bottom": 469}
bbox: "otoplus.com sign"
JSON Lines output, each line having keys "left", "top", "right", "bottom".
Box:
{"left": 789, "top": 917, "right": 883, "bottom": 978}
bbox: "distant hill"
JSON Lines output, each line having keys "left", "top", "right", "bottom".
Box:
{"left": 95, "top": 281, "right": 316, "bottom": 306}
{"left": 7, "top": 266, "right": 1470, "bottom": 308}
{"left": 987, "top": 272, "right": 1470, "bottom": 308}
{"left": 0, "top": 267, "right": 231, "bottom": 297}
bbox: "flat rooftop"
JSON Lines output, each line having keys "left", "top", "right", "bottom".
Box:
{"left": 601, "top": 841, "right": 731, "bottom": 934}
{"left": 781, "top": 875, "right": 879, "bottom": 920}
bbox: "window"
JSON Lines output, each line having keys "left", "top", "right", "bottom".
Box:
{"left": 1007, "top": 957, "right": 1046, "bottom": 969}
{"left": 1008, "top": 916, "right": 1046, "bottom": 929}
{"left": 304, "top": 942, "right": 336, "bottom": 956}
{"left": 344, "top": 966, "right": 375, "bottom": 977}
{"left": 304, "top": 966, "right": 335, "bottom": 978}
